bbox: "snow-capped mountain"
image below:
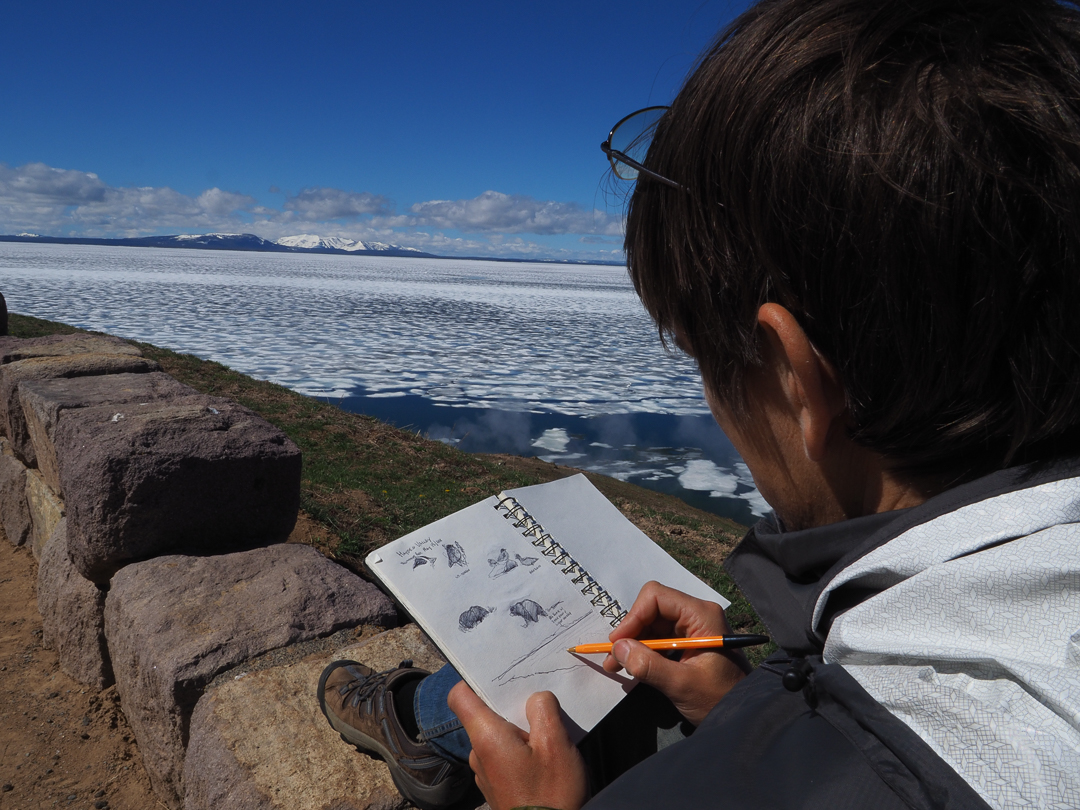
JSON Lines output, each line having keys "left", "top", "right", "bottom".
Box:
{"left": 0, "top": 232, "right": 436, "bottom": 258}
{"left": 169, "top": 233, "right": 279, "bottom": 250}
{"left": 276, "top": 234, "right": 425, "bottom": 254}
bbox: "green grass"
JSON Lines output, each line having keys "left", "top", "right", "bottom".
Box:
{"left": 7, "top": 312, "right": 775, "bottom": 663}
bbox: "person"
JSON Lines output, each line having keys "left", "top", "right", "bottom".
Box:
{"left": 319, "top": 0, "right": 1080, "bottom": 807}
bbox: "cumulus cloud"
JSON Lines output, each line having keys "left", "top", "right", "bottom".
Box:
{"left": 0, "top": 162, "right": 257, "bottom": 236}
{"left": 0, "top": 162, "right": 110, "bottom": 205}
{"left": 283, "top": 187, "right": 392, "bottom": 219}
{"left": 0, "top": 162, "right": 627, "bottom": 260}
{"left": 404, "top": 190, "right": 622, "bottom": 236}
{"left": 197, "top": 187, "right": 257, "bottom": 217}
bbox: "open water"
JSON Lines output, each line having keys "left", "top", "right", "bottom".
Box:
{"left": 0, "top": 242, "right": 769, "bottom": 525}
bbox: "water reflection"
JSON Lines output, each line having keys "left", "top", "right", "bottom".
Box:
{"left": 340, "top": 390, "right": 769, "bottom": 526}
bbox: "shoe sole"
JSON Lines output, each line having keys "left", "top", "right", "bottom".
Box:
{"left": 316, "top": 660, "right": 470, "bottom": 810}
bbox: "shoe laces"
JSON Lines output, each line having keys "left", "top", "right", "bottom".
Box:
{"left": 341, "top": 659, "right": 414, "bottom": 708}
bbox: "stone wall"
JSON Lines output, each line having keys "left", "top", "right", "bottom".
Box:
{"left": 0, "top": 334, "right": 452, "bottom": 810}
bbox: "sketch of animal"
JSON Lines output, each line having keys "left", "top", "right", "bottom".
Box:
{"left": 487, "top": 548, "right": 518, "bottom": 578}
{"left": 458, "top": 605, "right": 495, "bottom": 632}
{"left": 445, "top": 541, "right": 467, "bottom": 568}
{"left": 514, "top": 553, "right": 539, "bottom": 566}
{"left": 509, "top": 599, "right": 547, "bottom": 627}
{"left": 402, "top": 554, "right": 436, "bottom": 569}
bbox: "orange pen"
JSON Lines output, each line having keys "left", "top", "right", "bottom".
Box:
{"left": 567, "top": 634, "right": 770, "bottom": 654}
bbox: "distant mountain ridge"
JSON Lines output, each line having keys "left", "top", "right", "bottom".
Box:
{"left": 0, "top": 232, "right": 626, "bottom": 266}
{"left": 0, "top": 232, "right": 438, "bottom": 258}
{"left": 275, "top": 233, "right": 423, "bottom": 254}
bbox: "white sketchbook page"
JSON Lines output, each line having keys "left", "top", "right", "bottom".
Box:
{"left": 366, "top": 496, "right": 635, "bottom": 742}
{"left": 501, "top": 474, "right": 731, "bottom": 612}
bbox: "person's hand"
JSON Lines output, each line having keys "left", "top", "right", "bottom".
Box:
{"left": 448, "top": 681, "right": 588, "bottom": 810}
{"left": 602, "top": 581, "right": 751, "bottom": 725}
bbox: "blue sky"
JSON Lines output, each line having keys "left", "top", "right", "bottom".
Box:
{"left": 1, "top": 0, "right": 751, "bottom": 261}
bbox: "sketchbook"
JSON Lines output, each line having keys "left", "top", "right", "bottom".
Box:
{"left": 365, "top": 473, "right": 730, "bottom": 741}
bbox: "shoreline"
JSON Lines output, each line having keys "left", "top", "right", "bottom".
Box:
{"left": 6, "top": 311, "right": 767, "bottom": 652}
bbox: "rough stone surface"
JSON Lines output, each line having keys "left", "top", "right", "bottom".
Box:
{"left": 0, "top": 451, "right": 30, "bottom": 547}
{"left": 19, "top": 372, "right": 197, "bottom": 494}
{"left": 26, "top": 467, "right": 65, "bottom": 559}
{"left": 0, "top": 333, "right": 143, "bottom": 365}
{"left": 183, "top": 625, "right": 446, "bottom": 810}
{"left": 37, "top": 517, "right": 114, "bottom": 688}
{"left": 57, "top": 395, "right": 302, "bottom": 583}
{"left": 0, "top": 352, "right": 160, "bottom": 465}
{"left": 104, "top": 544, "right": 397, "bottom": 809}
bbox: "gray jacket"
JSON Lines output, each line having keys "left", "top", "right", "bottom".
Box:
{"left": 588, "top": 459, "right": 1080, "bottom": 809}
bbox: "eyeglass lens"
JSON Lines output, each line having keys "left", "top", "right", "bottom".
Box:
{"left": 608, "top": 106, "right": 669, "bottom": 181}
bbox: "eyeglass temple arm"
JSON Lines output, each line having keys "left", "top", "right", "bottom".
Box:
{"left": 600, "top": 141, "right": 685, "bottom": 191}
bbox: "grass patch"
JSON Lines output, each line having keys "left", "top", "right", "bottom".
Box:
{"left": 7, "top": 312, "right": 774, "bottom": 663}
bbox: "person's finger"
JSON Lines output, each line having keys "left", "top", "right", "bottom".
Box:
{"left": 608, "top": 581, "right": 670, "bottom": 641}
{"left": 609, "top": 581, "right": 730, "bottom": 644}
{"left": 523, "top": 691, "right": 573, "bottom": 752}
{"left": 611, "top": 638, "right": 691, "bottom": 694}
{"left": 447, "top": 680, "right": 488, "bottom": 724}
{"left": 449, "top": 681, "right": 527, "bottom": 744}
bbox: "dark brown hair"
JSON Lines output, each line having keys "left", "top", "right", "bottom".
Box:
{"left": 627, "top": 0, "right": 1080, "bottom": 481}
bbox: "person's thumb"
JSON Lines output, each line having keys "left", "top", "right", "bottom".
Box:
{"left": 612, "top": 638, "right": 683, "bottom": 693}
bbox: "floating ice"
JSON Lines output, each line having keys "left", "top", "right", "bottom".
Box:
{"left": 678, "top": 459, "right": 739, "bottom": 496}
{"left": 531, "top": 428, "right": 571, "bottom": 453}
{"left": 740, "top": 490, "right": 773, "bottom": 517}
{"left": 0, "top": 243, "right": 707, "bottom": 418}
{"left": 0, "top": 242, "right": 773, "bottom": 522}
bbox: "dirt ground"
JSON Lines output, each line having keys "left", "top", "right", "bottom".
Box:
{"left": 0, "top": 539, "right": 158, "bottom": 810}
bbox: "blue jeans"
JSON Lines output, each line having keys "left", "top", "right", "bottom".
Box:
{"left": 412, "top": 663, "right": 691, "bottom": 777}
{"left": 413, "top": 664, "right": 472, "bottom": 763}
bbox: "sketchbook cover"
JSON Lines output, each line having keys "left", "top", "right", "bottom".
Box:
{"left": 364, "top": 473, "right": 729, "bottom": 740}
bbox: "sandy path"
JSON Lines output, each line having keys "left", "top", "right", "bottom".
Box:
{"left": 0, "top": 539, "right": 158, "bottom": 809}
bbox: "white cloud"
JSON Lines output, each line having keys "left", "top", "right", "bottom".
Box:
{"left": 283, "top": 187, "right": 392, "bottom": 219}
{"left": 0, "top": 163, "right": 257, "bottom": 236}
{"left": 405, "top": 190, "right": 622, "bottom": 236}
{"left": 0, "top": 162, "right": 109, "bottom": 204}
{"left": 0, "top": 162, "right": 627, "bottom": 260}
{"left": 197, "top": 187, "right": 257, "bottom": 217}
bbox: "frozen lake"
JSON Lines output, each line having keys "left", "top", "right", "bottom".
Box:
{"left": 0, "top": 242, "right": 769, "bottom": 524}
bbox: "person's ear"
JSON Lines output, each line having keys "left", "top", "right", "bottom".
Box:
{"left": 756, "top": 304, "right": 847, "bottom": 461}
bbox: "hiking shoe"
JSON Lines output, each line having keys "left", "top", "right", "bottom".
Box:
{"left": 317, "top": 659, "right": 472, "bottom": 810}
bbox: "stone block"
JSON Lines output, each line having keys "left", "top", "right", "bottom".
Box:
{"left": 57, "top": 395, "right": 302, "bottom": 583}
{"left": 0, "top": 352, "right": 160, "bottom": 465}
{"left": 19, "top": 372, "right": 197, "bottom": 495}
{"left": 26, "top": 467, "right": 64, "bottom": 559}
{"left": 183, "top": 625, "right": 446, "bottom": 810}
{"left": 0, "top": 333, "right": 143, "bottom": 365}
{"left": 37, "top": 518, "right": 113, "bottom": 689}
{"left": 0, "top": 451, "right": 30, "bottom": 546}
{"left": 104, "top": 544, "right": 397, "bottom": 808}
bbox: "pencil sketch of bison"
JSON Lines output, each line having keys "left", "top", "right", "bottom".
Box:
{"left": 459, "top": 605, "right": 496, "bottom": 632}
{"left": 509, "top": 599, "right": 547, "bottom": 628}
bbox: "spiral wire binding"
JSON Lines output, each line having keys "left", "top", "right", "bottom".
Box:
{"left": 494, "top": 494, "right": 628, "bottom": 626}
